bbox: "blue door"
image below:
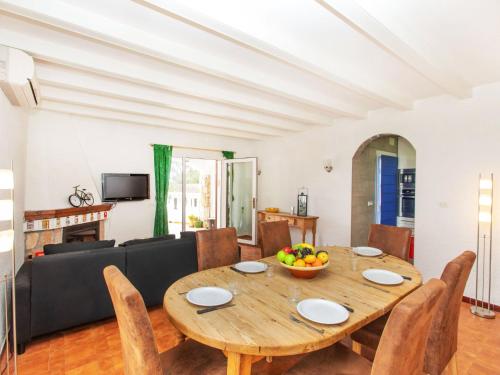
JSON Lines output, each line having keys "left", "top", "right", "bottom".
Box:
{"left": 379, "top": 155, "right": 398, "bottom": 226}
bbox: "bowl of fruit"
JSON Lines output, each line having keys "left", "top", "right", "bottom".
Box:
{"left": 276, "top": 243, "right": 329, "bottom": 279}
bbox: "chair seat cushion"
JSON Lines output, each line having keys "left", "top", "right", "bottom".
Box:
{"left": 351, "top": 313, "right": 388, "bottom": 350}
{"left": 284, "top": 343, "right": 372, "bottom": 375}
{"left": 160, "top": 339, "right": 227, "bottom": 375}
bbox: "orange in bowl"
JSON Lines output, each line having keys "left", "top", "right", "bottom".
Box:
{"left": 278, "top": 260, "right": 329, "bottom": 279}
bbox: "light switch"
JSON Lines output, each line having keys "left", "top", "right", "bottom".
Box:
{"left": 367, "top": 201, "right": 374, "bottom": 207}
{"left": 438, "top": 202, "right": 448, "bottom": 208}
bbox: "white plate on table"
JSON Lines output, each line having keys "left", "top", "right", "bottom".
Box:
{"left": 296, "top": 298, "right": 350, "bottom": 325}
{"left": 353, "top": 246, "right": 383, "bottom": 257}
{"left": 234, "top": 261, "right": 268, "bottom": 273}
{"left": 186, "top": 287, "right": 233, "bottom": 307}
{"left": 362, "top": 269, "right": 404, "bottom": 285}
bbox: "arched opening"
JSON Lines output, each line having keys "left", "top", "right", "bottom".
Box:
{"left": 351, "top": 134, "right": 416, "bottom": 261}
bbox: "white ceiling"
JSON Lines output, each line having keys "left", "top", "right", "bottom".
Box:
{"left": 1, "top": 0, "right": 499, "bottom": 139}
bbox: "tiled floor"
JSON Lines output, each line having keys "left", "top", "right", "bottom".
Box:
{"left": 15, "top": 303, "right": 499, "bottom": 374}
{"left": 15, "top": 246, "right": 500, "bottom": 374}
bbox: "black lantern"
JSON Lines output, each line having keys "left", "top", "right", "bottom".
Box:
{"left": 297, "top": 188, "right": 308, "bottom": 216}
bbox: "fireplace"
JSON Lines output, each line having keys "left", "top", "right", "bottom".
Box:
{"left": 63, "top": 222, "right": 100, "bottom": 243}
{"left": 24, "top": 204, "right": 112, "bottom": 257}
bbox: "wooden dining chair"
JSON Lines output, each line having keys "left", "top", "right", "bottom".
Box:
{"left": 424, "top": 251, "right": 476, "bottom": 375}
{"left": 195, "top": 227, "right": 240, "bottom": 271}
{"left": 284, "top": 278, "right": 446, "bottom": 375}
{"left": 103, "top": 265, "right": 227, "bottom": 375}
{"left": 367, "top": 224, "right": 412, "bottom": 261}
{"left": 351, "top": 251, "right": 476, "bottom": 374}
{"left": 259, "top": 220, "right": 292, "bottom": 258}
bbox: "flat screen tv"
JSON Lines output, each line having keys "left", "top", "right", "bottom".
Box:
{"left": 102, "top": 173, "right": 150, "bottom": 202}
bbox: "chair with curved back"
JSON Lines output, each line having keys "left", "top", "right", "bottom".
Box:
{"left": 259, "top": 220, "right": 292, "bottom": 258}
{"left": 284, "top": 278, "right": 446, "bottom": 375}
{"left": 195, "top": 227, "right": 240, "bottom": 271}
{"left": 103, "top": 265, "right": 226, "bottom": 375}
{"left": 368, "top": 224, "right": 412, "bottom": 261}
{"left": 351, "top": 251, "right": 476, "bottom": 374}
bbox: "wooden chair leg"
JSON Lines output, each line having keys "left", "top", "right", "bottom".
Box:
{"left": 352, "top": 340, "right": 362, "bottom": 355}
{"left": 266, "top": 356, "right": 273, "bottom": 363}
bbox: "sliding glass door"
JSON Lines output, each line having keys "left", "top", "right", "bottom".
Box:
{"left": 167, "top": 157, "right": 217, "bottom": 237}
{"left": 167, "top": 156, "right": 257, "bottom": 244}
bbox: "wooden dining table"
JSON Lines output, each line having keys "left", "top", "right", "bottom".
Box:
{"left": 163, "top": 246, "right": 422, "bottom": 375}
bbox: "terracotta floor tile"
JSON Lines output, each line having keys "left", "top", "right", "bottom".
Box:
{"left": 16, "top": 303, "right": 498, "bottom": 374}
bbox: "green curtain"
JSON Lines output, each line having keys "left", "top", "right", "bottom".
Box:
{"left": 222, "top": 150, "right": 235, "bottom": 159}
{"left": 153, "top": 144, "right": 172, "bottom": 236}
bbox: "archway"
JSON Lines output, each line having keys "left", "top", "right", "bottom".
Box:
{"left": 351, "top": 134, "right": 416, "bottom": 260}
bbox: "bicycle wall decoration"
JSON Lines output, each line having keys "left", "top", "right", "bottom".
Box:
{"left": 68, "top": 185, "right": 95, "bottom": 207}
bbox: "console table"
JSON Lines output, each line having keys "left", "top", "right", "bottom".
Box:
{"left": 257, "top": 211, "right": 319, "bottom": 246}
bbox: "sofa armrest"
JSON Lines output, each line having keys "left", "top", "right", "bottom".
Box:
{"left": 15, "top": 260, "right": 32, "bottom": 351}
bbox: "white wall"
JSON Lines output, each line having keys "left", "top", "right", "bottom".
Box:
{"left": 25, "top": 111, "right": 256, "bottom": 244}
{"left": 0, "top": 91, "right": 28, "bottom": 348}
{"left": 257, "top": 82, "right": 500, "bottom": 305}
{"left": 398, "top": 137, "right": 416, "bottom": 169}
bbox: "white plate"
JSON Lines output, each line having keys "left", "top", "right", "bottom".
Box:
{"left": 234, "top": 261, "right": 268, "bottom": 273}
{"left": 186, "top": 287, "right": 233, "bottom": 307}
{"left": 296, "top": 298, "right": 350, "bottom": 325}
{"left": 353, "top": 246, "right": 383, "bottom": 257}
{"left": 362, "top": 269, "right": 404, "bottom": 285}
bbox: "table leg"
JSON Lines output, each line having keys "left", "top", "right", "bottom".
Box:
{"left": 227, "top": 352, "right": 253, "bottom": 375}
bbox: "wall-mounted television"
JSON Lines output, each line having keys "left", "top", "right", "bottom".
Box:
{"left": 102, "top": 173, "right": 150, "bottom": 202}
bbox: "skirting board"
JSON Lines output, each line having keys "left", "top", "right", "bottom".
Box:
{"left": 463, "top": 296, "right": 500, "bottom": 312}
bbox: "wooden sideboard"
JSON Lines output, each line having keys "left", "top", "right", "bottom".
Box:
{"left": 257, "top": 211, "right": 319, "bottom": 246}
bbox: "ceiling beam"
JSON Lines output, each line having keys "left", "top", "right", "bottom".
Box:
{"left": 0, "top": 0, "right": 367, "bottom": 118}
{"left": 40, "top": 101, "right": 266, "bottom": 140}
{"left": 316, "top": 0, "right": 471, "bottom": 98}
{"left": 40, "top": 85, "right": 290, "bottom": 137}
{"left": 35, "top": 62, "right": 308, "bottom": 132}
{"left": 135, "top": 0, "right": 412, "bottom": 110}
{"left": 0, "top": 27, "right": 336, "bottom": 126}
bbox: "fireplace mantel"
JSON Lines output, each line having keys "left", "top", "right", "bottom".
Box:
{"left": 25, "top": 204, "right": 113, "bottom": 221}
{"left": 23, "top": 204, "right": 112, "bottom": 257}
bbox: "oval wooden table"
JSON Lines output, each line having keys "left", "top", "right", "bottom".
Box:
{"left": 163, "top": 246, "right": 422, "bottom": 374}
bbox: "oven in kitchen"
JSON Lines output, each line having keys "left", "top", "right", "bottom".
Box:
{"left": 400, "top": 188, "right": 415, "bottom": 218}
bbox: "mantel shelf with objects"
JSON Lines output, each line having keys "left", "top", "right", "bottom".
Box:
{"left": 23, "top": 204, "right": 113, "bottom": 258}
{"left": 257, "top": 210, "right": 319, "bottom": 246}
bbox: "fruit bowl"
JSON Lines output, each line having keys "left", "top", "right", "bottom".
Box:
{"left": 265, "top": 207, "right": 280, "bottom": 213}
{"left": 278, "top": 261, "right": 329, "bottom": 279}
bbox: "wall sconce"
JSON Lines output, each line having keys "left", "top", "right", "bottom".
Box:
{"left": 471, "top": 173, "right": 495, "bottom": 319}
{"left": 323, "top": 159, "right": 333, "bottom": 173}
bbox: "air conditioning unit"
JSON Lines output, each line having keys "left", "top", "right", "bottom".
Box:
{"left": 0, "top": 46, "right": 40, "bottom": 109}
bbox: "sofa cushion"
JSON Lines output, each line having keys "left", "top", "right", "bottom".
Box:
{"left": 31, "top": 247, "right": 126, "bottom": 337}
{"left": 125, "top": 237, "right": 197, "bottom": 306}
{"left": 119, "top": 234, "right": 175, "bottom": 247}
{"left": 180, "top": 231, "right": 196, "bottom": 240}
{"left": 44, "top": 240, "right": 116, "bottom": 255}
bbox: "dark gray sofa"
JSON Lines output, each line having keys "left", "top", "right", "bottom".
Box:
{"left": 15, "top": 234, "right": 197, "bottom": 353}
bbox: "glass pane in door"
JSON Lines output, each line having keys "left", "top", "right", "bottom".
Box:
{"left": 184, "top": 158, "right": 217, "bottom": 232}
{"left": 167, "top": 157, "right": 183, "bottom": 237}
{"left": 225, "top": 159, "right": 256, "bottom": 243}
